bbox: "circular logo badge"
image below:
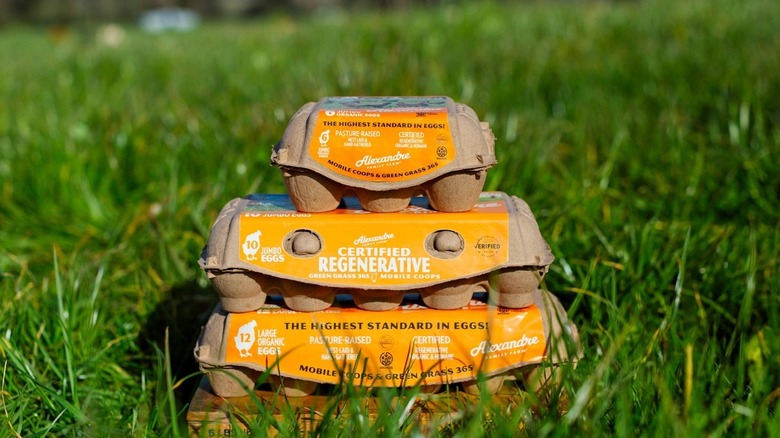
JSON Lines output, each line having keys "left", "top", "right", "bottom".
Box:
{"left": 436, "top": 145, "right": 448, "bottom": 158}
{"left": 379, "top": 352, "right": 394, "bottom": 367}
{"left": 475, "top": 236, "right": 501, "bottom": 257}
{"left": 379, "top": 335, "right": 395, "bottom": 351}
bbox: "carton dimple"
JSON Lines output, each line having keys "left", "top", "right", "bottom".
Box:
{"left": 199, "top": 192, "right": 554, "bottom": 312}
{"left": 271, "top": 96, "right": 496, "bottom": 212}
{"left": 193, "top": 289, "right": 580, "bottom": 398}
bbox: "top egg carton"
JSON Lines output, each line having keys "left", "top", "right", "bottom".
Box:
{"left": 271, "top": 96, "right": 496, "bottom": 213}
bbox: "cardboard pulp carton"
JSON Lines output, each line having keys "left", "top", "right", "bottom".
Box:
{"left": 271, "top": 96, "right": 496, "bottom": 213}
{"left": 199, "top": 192, "right": 554, "bottom": 312}
{"left": 194, "top": 289, "right": 580, "bottom": 398}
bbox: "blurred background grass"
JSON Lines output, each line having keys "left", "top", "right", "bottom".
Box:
{"left": 1, "top": 0, "right": 779, "bottom": 435}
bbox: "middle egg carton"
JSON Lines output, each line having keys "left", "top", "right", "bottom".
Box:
{"left": 199, "top": 191, "right": 554, "bottom": 313}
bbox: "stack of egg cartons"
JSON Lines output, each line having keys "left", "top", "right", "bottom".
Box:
{"left": 195, "top": 96, "right": 579, "bottom": 400}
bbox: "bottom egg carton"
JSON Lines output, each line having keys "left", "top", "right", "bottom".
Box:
{"left": 194, "top": 289, "right": 581, "bottom": 400}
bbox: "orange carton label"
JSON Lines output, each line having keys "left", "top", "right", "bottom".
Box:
{"left": 309, "top": 97, "right": 456, "bottom": 182}
{"left": 224, "top": 297, "right": 547, "bottom": 386}
{"left": 238, "top": 193, "right": 509, "bottom": 287}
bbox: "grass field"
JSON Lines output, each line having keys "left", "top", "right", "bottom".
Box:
{"left": 1, "top": 0, "right": 779, "bottom": 435}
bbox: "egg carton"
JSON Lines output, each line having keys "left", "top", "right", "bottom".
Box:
{"left": 193, "top": 289, "right": 580, "bottom": 398}
{"left": 199, "top": 192, "right": 554, "bottom": 312}
{"left": 271, "top": 96, "right": 496, "bottom": 213}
